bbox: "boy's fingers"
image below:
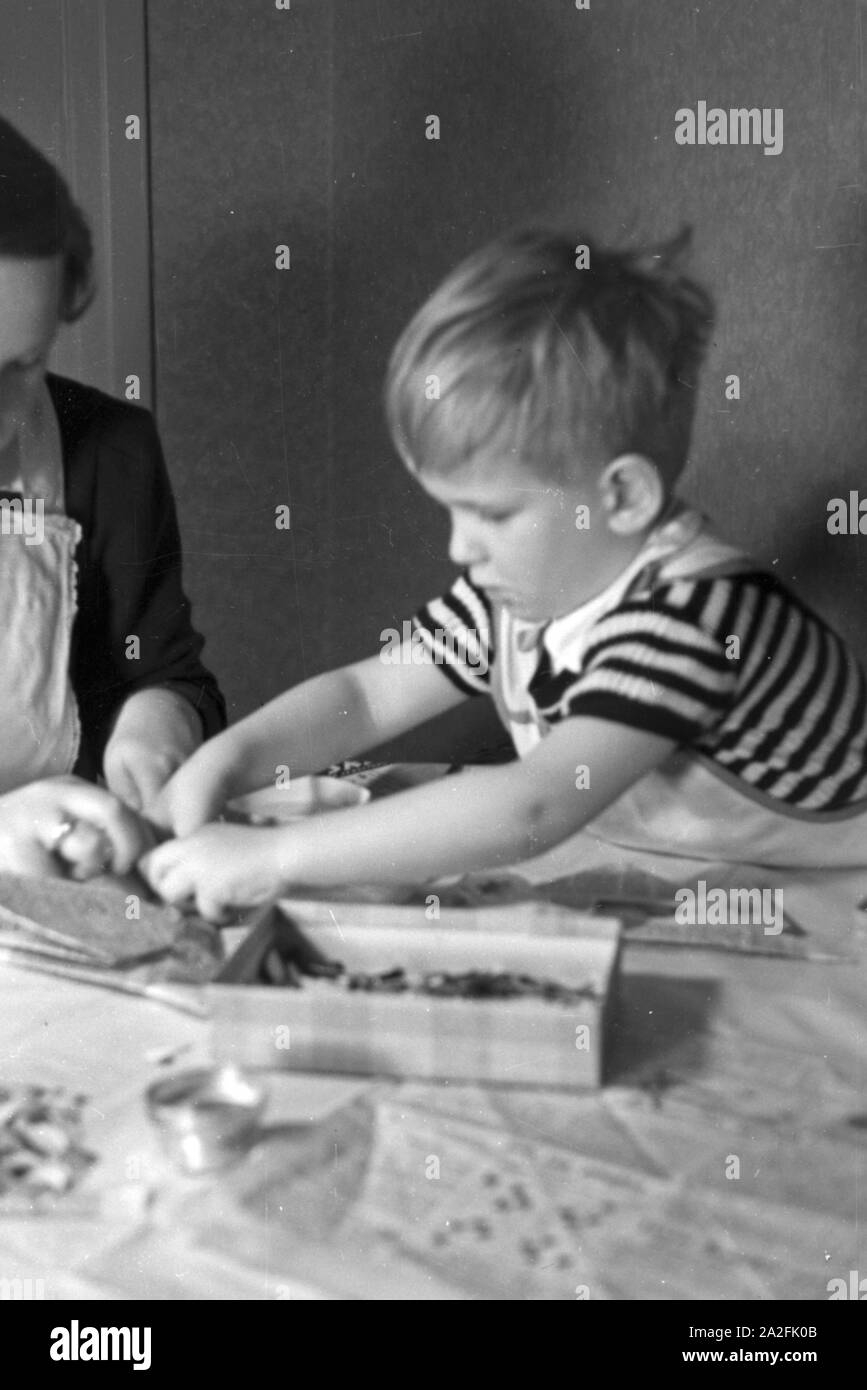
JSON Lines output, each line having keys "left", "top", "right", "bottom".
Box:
{"left": 142, "top": 853, "right": 227, "bottom": 920}
{"left": 136, "top": 847, "right": 163, "bottom": 891}
{"left": 163, "top": 766, "right": 233, "bottom": 838}
{"left": 138, "top": 845, "right": 185, "bottom": 900}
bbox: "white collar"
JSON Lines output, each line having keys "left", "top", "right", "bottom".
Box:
{"left": 508, "top": 504, "right": 706, "bottom": 668}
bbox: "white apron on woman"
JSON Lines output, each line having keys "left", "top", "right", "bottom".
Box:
{"left": 0, "top": 381, "right": 81, "bottom": 793}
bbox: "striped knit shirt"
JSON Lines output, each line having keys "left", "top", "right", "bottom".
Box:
{"left": 412, "top": 568, "right": 867, "bottom": 813}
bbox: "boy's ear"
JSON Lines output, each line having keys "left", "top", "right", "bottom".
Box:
{"left": 599, "top": 453, "right": 666, "bottom": 535}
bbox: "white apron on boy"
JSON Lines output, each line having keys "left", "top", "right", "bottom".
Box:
{"left": 492, "top": 506, "right": 867, "bottom": 871}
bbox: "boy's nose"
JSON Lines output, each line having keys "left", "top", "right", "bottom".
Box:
{"left": 448, "top": 515, "right": 487, "bottom": 567}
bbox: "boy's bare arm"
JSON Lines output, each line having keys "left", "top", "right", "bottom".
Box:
{"left": 141, "top": 717, "right": 676, "bottom": 915}
{"left": 156, "top": 651, "right": 468, "bottom": 835}
{"left": 275, "top": 715, "right": 676, "bottom": 885}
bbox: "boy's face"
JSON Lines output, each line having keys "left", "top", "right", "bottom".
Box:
{"left": 0, "top": 256, "right": 62, "bottom": 455}
{"left": 418, "top": 452, "right": 624, "bottom": 623}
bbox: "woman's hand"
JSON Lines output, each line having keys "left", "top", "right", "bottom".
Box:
{"left": 139, "top": 824, "right": 290, "bottom": 921}
{"left": 0, "top": 776, "right": 156, "bottom": 880}
{"left": 104, "top": 688, "right": 203, "bottom": 817}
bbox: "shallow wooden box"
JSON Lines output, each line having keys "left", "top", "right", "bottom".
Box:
{"left": 207, "top": 900, "right": 622, "bottom": 1088}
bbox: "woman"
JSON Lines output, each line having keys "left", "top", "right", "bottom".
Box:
{"left": 0, "top": 116, "right": 224, "bottom": 878}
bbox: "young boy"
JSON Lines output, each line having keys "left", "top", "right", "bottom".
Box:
{"left": 142, "top": 227, "right": 867, "bottom": 920}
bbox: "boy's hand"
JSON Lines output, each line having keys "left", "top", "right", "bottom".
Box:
{"left": 139, "top": 824, "right": 289, "bottom": 921}
{"left": 149, "top": 745, "right": 237, "bottom": 839}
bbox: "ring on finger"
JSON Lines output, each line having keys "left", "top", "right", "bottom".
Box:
{"left": 47, "top": 819, "right": 77, "bottom": 854}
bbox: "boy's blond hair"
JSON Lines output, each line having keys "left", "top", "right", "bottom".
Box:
{"left": 384, "top": 225, "right": 714, "bottom": 487}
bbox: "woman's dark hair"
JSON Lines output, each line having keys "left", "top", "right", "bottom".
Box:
{"left": 0, "top": 115, "right": 94, "bottom": 322}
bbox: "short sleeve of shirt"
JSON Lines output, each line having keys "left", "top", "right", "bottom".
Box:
{"left": 411, "top": 572, "right": 494, "bottom": 697}
{"left": 534, "top": 583, "right": 740, "bottom": 743}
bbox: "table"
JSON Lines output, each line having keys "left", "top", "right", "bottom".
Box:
{"left": 1, "top": 780, "right": 866, "bottom": 1300}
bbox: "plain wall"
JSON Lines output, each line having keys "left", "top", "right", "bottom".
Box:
{"left": 147, "top": 0, "right": 867, "bottom": 755}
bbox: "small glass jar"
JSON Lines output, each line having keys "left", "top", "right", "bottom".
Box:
{"left": 145, "top": 1065, "right": 266, "bottom": 1173}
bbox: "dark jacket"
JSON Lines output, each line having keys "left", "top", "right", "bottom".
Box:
{"left": 46, "top": 373, "right": 226, "bottom": 780}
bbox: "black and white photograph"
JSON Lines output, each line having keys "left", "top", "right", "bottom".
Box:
{"left": 0, "top": 0, "right": 865, "bottom": 1333}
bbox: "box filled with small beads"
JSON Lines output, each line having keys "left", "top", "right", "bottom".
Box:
{"left": 207, "top": 899, "right": 622, "bottom": 1087}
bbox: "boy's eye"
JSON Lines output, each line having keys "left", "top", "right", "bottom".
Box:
{"left": 479, "top": 509, "right": 515, "bottom": 523}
